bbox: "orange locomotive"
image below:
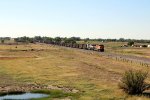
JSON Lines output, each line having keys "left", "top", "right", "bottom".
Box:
{"left": 94, "top": 44, "right": 104, "bottom": 52}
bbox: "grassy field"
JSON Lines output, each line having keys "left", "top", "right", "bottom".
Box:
{"left": 0, "top": 43, "right": 150, "bottom": 100}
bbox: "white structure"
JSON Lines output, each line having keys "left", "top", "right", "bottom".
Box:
{"left": 148, "top": 45, "right": 150, "bottom": 48}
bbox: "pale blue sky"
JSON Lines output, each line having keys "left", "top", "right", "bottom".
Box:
{"left": 0, "top": 0, "right": 150, "bottom": 39}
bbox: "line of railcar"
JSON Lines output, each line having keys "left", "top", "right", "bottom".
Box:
{"left": 51, "top": 42, "right": 104, "bottom": 52}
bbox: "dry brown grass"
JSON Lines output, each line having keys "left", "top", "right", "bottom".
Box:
{"left": 0, "top": 43, "right": 150, "bottom": 99}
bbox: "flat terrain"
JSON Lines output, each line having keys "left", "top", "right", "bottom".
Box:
{"left": 0, "top": 43, "right": 150, "bottom": 100}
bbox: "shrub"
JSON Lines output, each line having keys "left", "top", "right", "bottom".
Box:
{"left": 119, "top": 70, "right": 149, "bottom": 95}
{"left": 127, "top": 41, "right": 134, "bottom": 46}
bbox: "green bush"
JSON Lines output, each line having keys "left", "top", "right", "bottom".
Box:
{"left": 127, "top": 41, "right": 134, "bottom": 46}
{"left": 119, "top": 70, "right": 149, "bottom": 95}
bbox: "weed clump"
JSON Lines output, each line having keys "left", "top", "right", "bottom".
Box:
{"left": 119, "top": 70, "right": 149, "bottom": 95}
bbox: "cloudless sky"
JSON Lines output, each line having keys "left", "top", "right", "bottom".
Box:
{"left": 0, "top": 0, "right": 150, "bottom": 39}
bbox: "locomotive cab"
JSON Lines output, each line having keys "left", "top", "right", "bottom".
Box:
{"left": 95, "top": 44, "right": 104, "bottom": 52}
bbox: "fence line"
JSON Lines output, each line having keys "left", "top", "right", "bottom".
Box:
{"left": 114, "top": 57, "right": 150, "bottom": 67}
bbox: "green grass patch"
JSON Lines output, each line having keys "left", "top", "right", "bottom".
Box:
{"left": 31, "top": 89, "right": 80, "bottom": 100}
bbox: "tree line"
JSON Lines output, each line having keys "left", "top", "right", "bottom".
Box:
{"left": 14, "top": 36, "right": 81, "bottom": 44}
{"left": 0, "top": 36, "right": 150, "bottom": 44}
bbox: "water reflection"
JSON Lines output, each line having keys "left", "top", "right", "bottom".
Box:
{"left": 0, "top": 92, "right": 49, "bottom": 100}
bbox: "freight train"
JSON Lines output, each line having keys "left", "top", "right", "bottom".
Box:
{"left": 52, "top": 42, "right": 104, "bottom": 52}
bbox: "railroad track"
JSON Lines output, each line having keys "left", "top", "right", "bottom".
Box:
{"left": 55, "top": 45, "right": 150, "bottom": 66}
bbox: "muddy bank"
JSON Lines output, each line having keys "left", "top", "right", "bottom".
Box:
{"left": 0, "top": 83, "right": 79, "bottom": 94}
{"left": 0, "top": 56, "right": 38, "bottom": 60}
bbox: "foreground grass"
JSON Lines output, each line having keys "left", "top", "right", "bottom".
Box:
{"left": 0, "top": 43, "right": 150, "bottom": 99}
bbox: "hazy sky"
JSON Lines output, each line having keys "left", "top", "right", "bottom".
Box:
{"left": 0, "top": 0, "right": 150, "bottom": 39}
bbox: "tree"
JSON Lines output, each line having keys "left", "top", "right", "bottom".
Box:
{"left": 34, "top": 36, "right": 43, "bottom": 42}
{"left": 128, "top": 41, "right": 134, "bottom": 46}
{"left": 54, "top": 37, "right": 62, "bottom": 44}
{"left": 70, "top": 37, "right": 81, "bottom": 41}
{"left": 84, "top": 38, "right": 90, "bottom": 42}
{"left": 119, "top": 38, "right": 125, "bottom": 42}
{"left": 64, "top": 38, "right": 76, "bottom": 44}
{"left": 1, "top": 39, "right": 4, "bottom": 43}
{"left": 14, "top": 36, "right": 30, "bottom": 43}
{"left": 43, "top": 37, "right": 53, "bottom": 44}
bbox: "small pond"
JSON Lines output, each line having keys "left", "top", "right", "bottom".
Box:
{"left": 0, "top": 92, "right": 49, "bottom": 100}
